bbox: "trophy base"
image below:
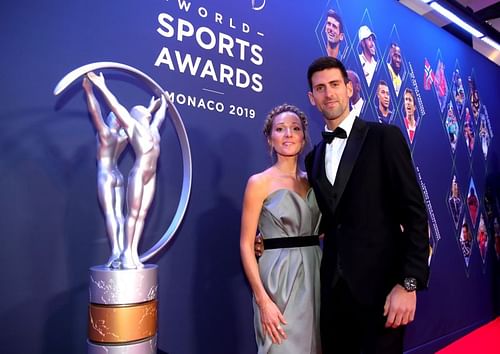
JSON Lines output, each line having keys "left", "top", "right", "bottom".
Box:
{"left": 88, "top": 264, "right": 158, "bottom": 351}
{"left": 88, "top": 335, "right": 157, "bottom": 354}
{"left": 89, "top": 264, "right": 158, "bottom": 304}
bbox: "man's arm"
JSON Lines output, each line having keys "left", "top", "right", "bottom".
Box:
{"left": 385, "top": 125, "right": 429, "bottom": 287}
{"left": 382, "top": 125, "right": 429, "bottom": 328}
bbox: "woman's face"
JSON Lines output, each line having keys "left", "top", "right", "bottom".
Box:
{"left": 269, "top": 112, "right": 305, "bottom": 157}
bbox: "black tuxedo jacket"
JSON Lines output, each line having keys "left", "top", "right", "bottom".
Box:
{"left": 305, "top": 118, "right": 429, "bottom": 305}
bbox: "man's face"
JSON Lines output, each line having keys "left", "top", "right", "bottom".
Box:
{"left": 325, "top": 16, "right": 344, "bottom": 46}
{"left": 377, "top": 84, "right": 390, "bottom": 110}
{"left": 308, "top": 68, "right": 353, "bottom": 128}
{"left": 390, "top": 46, "right": 402, "bottom": 74}
{"left": 404, "top": 92, "right": 415, "bottom": 117}
{"left": 361, "top": 35, "right": 376, "bottom": 57}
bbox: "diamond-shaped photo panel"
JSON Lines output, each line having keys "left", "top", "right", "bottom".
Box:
{"left": 478, "top": 105, "right": 492, "bottom": 161}
{"left": 355, "top": 10, "right": 381, "bottom": 90}
{"left": 458, "top": 216, "right": 473, "bottom": 269}
{"left": 448, "top": 174, "right": 463, "bottom": 230}
{"left": 370, "top": 80, "right": 395, "bottom": 124}
{"left": 462, "top": 106, "right": 475, "bottom": 156}
{"left": 477, "top": 213, "right": 488, "bottom": 264}
{"left": 384, "top": 25, "right": 407, "bottom": 101}
{"left": 467, "top": 178, "right": 480, "bottom": 228}
{"left": 314, "top": 1, "right": 351, "bottom": 62}
{"left": 433, "top": 52, "right": 449, "bottom": 113}
{"left": 400, "top": 86, "right": 419, "bottom": 146}
{"left": 451, "top": 62, "right": 467, "bottom": 119}
{"left": 467, "top": 70, "right": 481, "bottom": 123}
{"left": 467, "top": 71, "right": 481, "bottom": 124}
{"left": 444, "top": 100, "right": 459, "bottom": 154}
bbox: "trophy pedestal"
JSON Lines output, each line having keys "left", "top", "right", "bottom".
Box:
{"left": 87, "top": 264, "right": 158, "bottom": 354}
{"left": 88, "top": 336, "right": 157, "bottom": 354}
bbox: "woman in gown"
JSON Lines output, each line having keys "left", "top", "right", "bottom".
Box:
{"left": 240, "top": 104, "right": 322, "bottom": 354}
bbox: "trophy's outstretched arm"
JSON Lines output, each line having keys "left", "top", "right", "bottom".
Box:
{"left": 82, "top": 77, "right": 108, "bottom": 135}
{"left": 87, "top": 72, "right": 134, "bottom": 132}
{"left": 151, "top": 96, "right": 167, "bottom": 131}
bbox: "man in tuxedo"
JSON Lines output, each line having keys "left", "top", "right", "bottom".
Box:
{"left": 305, "top": 56, "right": 429, "bottom": 353}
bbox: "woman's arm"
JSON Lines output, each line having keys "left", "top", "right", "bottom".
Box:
{"left": 240, "top": 175, "right": 287, "bottom": 344}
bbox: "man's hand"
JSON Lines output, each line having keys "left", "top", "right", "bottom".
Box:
{"left": 255, "top": 234, "right": 264, "bottom": 258}
{"left": 383, "top": 284, "right": 416, "bottom": 328}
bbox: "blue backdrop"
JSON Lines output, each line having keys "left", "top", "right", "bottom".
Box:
{"left": 1, "top": 0, "right": 499, "bottom": 353}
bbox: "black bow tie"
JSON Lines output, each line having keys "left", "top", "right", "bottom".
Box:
{"left": 322, "top": 127, "right": 347, "bottom": 143}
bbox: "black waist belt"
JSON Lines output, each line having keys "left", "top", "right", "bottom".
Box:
{"left": 263, "top": 236, "right": 320, "bottom": 250}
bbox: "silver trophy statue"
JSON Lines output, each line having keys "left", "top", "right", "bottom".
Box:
{"left": 85, "top": 72, "right": 167, "bottom": 269}
{"left": 54, "top": 62, "right": 192, "bottom": 354}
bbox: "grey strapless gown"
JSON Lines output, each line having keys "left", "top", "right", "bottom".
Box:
{"left": 253, "top": 188, "right": 322, "bottom": 354}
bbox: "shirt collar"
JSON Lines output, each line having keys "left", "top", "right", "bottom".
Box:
{"left": 324, "top": 110, "right": 357, "bottom": 138}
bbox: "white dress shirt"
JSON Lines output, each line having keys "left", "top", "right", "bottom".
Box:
{"left": 324, "top": 111, "right": 357, "bottom": 185}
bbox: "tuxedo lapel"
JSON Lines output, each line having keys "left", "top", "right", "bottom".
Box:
{"left": 329, "top": 118, "right": 369, "bottom": 216}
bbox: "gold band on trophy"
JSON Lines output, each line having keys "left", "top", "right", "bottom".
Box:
{"left": 88, "top": 300, "right": 157, "bottom": 343}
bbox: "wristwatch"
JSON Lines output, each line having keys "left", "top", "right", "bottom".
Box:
{"left": 402, "top": 277, "right": 417, "bottom": 292}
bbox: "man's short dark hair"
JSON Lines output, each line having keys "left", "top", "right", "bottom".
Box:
{"left": 378, "top": 80, "right": 389, "bottom": 89}
{"left": 326, "top": 9, "right": 344, "bottom": 33}
{"left": 307, "top": 56, "right": 349, "bottom": 90}
{"left": 404, "top": 87, "right": 415, "bottom": 101}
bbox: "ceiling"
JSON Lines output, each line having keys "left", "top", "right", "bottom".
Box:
{"left": 400, "top": 0, "right": 500, "bottom": 65}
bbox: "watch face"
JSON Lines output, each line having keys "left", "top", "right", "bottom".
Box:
{"left": 404, "top": 277, "right": 417, "bottom": 291}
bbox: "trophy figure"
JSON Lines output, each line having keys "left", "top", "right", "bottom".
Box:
{"left": 82, "top": 77, "right": 127, "bottom": 268}
{"left": 86, "top": 72, "right": 166, "bottom": 270}
{"left": 54, "top": 62, "right": 192, "bottom": 354}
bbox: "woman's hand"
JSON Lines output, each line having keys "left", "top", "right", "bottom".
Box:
{"left": 258, "top": 298, "right": 287, "bottom": 344}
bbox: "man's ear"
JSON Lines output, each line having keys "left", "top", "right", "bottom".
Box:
{"left": 346, "top": 81, "right": 353, "bottom": 99}
{"left": 307, "top": 91, "right": 316, "bottom": 106}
